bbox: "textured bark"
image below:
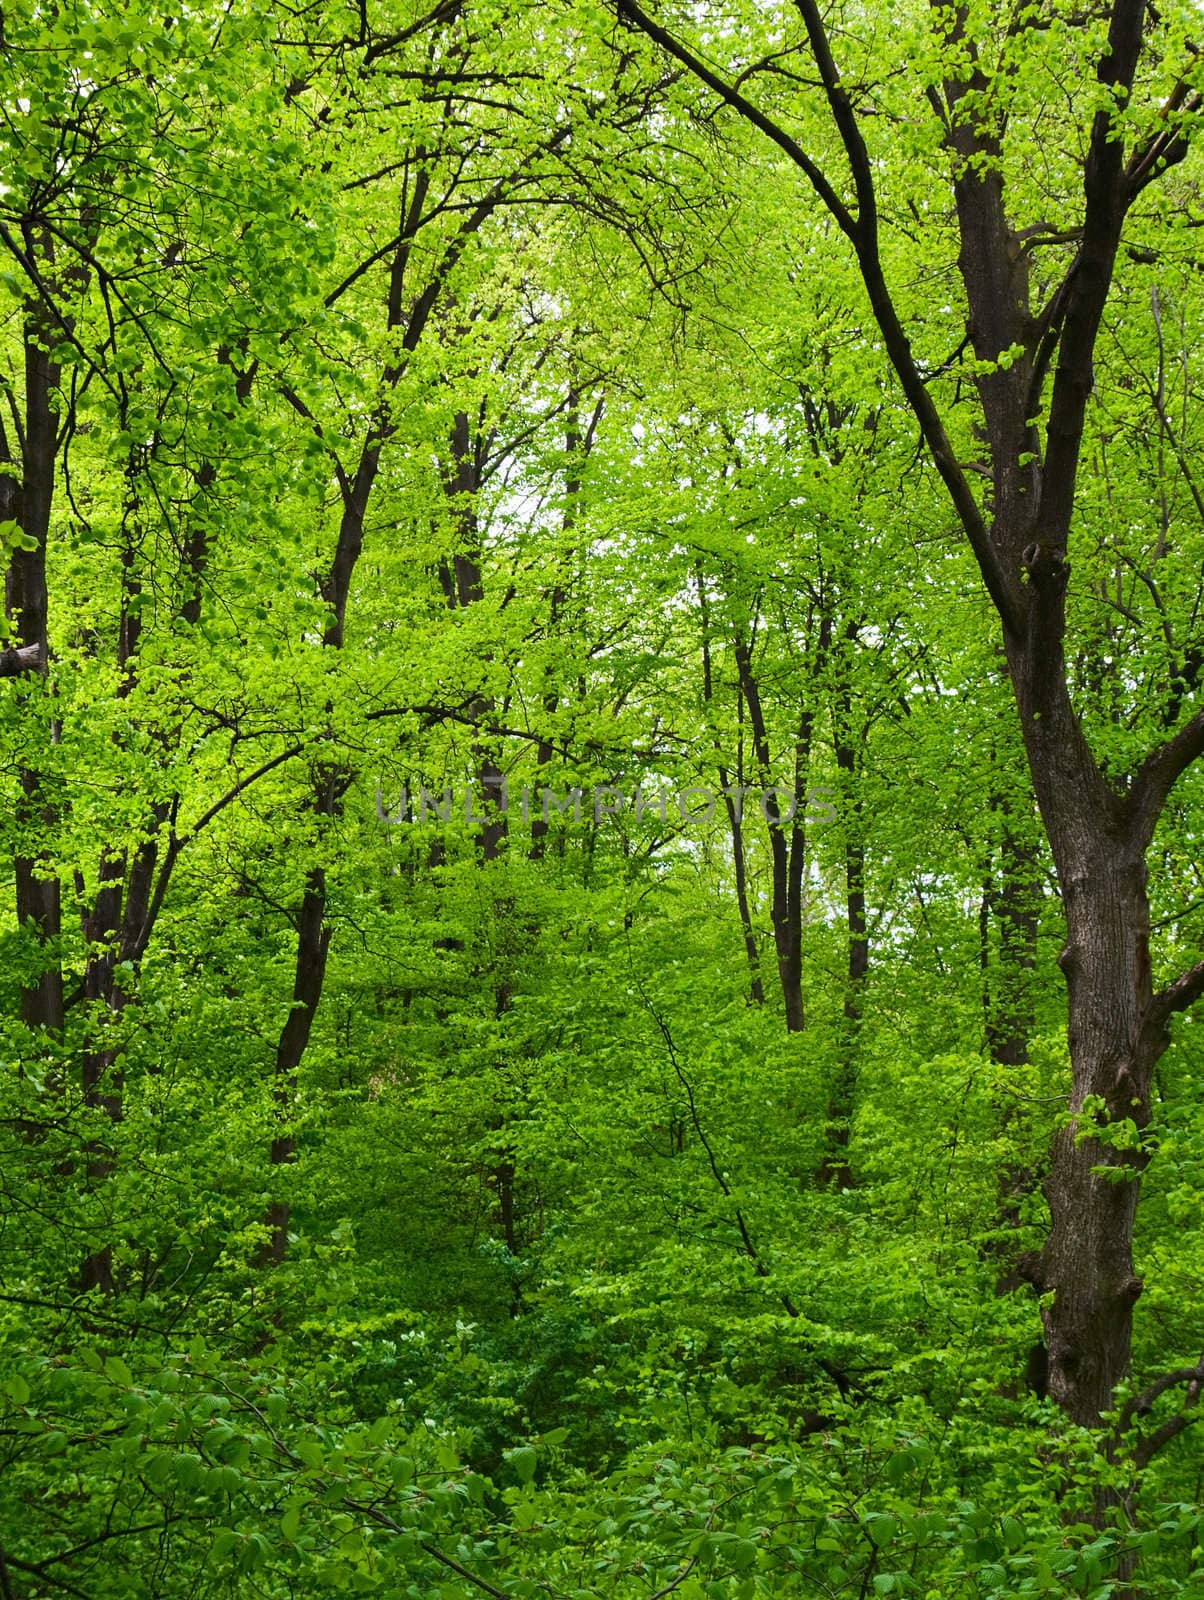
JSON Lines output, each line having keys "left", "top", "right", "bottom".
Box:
{"left": 4, "top": 327, "right": 64, "bottom": 1040}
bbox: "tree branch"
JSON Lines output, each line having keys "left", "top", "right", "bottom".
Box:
{"left": 1140, "top": 957, "right": 1204, "bottom": 1057}
{"left": 614, "top": 0, "right": 857, "bottom": 234}
{"left": 1127, "top": 703, "right": 1204, "bottom": 844}
{"left": 0, "top": 643, "right": 44, "bottom": 676}
{"left": 614, "top": 0, "right": 1023, "bottom": 635}
{"left": 1039, "top": 0, "right": 1148, "bottom": 549}
{"left": 1116, "top": 1354, "right": 1204, "bottom": 1468}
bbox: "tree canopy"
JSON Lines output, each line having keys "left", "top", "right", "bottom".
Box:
{"left": 2, "top": 1, "right": 1204, "bottom": 1596}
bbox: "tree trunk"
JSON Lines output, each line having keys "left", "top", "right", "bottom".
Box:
{"left": 820, "top": 711, "right": 866, "bottom": 1188}
{"left": 1040, "top": 843, "right": 1153, "bottom": 1424}
{"left": 263, "top": 863, "right": 332, "bottom": 1267}
{"left": 734, "top": 634, "right": 805, "bottom": 1032}
{"left": 1001, "top": 614, "right": 1154, "bottom": 1424}
{"left": 5, "top": 329, "right": 64, "bottom": 1039}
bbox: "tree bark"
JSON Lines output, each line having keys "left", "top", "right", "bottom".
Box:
{"left": 4, "top": 326, "right": 64, "bottom": 1039}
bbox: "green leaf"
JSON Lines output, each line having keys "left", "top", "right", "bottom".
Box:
{"left": 4, "top": 1375, "right": 30, "bottom": 1405}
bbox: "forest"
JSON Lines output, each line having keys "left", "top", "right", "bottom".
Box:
{"left": 2, "top": 0, "right": 1204, "bottom": 1594}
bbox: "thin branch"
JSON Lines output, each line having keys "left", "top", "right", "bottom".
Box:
{"left": 127, "top": 743, "right": 305, "bottom": 963}
{"left": 1117, "top": 1354, "right": 1204, "bottom": 1468}
{"left": 615, "top": 0, "right": 856, "bottom": 233}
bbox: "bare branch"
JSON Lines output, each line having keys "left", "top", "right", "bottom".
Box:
{"left": 1117, "top": 1354, "right": 1204, "bottom": 1468}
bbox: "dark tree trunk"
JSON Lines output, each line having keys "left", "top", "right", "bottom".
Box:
{"left": 734, "top": 634, "right": 805, "bottom": 1032}
{"left": 4, "top": 329, "right": 64, "bottom": 1039}
{"left": 1008, "top": 652, "right": 1157, "bottom": 1422}
{"left": 262, "top": 863, "right": 332, "bottom": 1267}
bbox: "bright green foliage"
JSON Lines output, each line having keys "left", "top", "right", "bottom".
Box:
{"left": 1, "top": 0, "right": 1203, "bottom": 1595}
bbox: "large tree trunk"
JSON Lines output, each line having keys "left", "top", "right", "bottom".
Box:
{"left": 1004, "top": 614, "right": 1155, "bottom": 1424}
{"left": 1038, "top": 837, "right": 1154, "bottom": 1423}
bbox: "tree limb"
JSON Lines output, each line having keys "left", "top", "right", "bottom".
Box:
{"left": 1127, "top": 703, "right": 1204, "bottom": 844}
{"left": 1039, "top": 0, "right": 1148, "bottom": 550}
{"left": 1116, "top": 1354, "right": 1204, "bottom": 1468}
{"left": 0, "top": 644, "right": 44, "bottom": 676}
{"left": 1140, "top": 957, "right": 1204, "bottom": 1056}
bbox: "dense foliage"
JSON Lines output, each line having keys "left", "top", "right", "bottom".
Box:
{"left": 1, "top": 0, "right": 1203, "bottom": 1595}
